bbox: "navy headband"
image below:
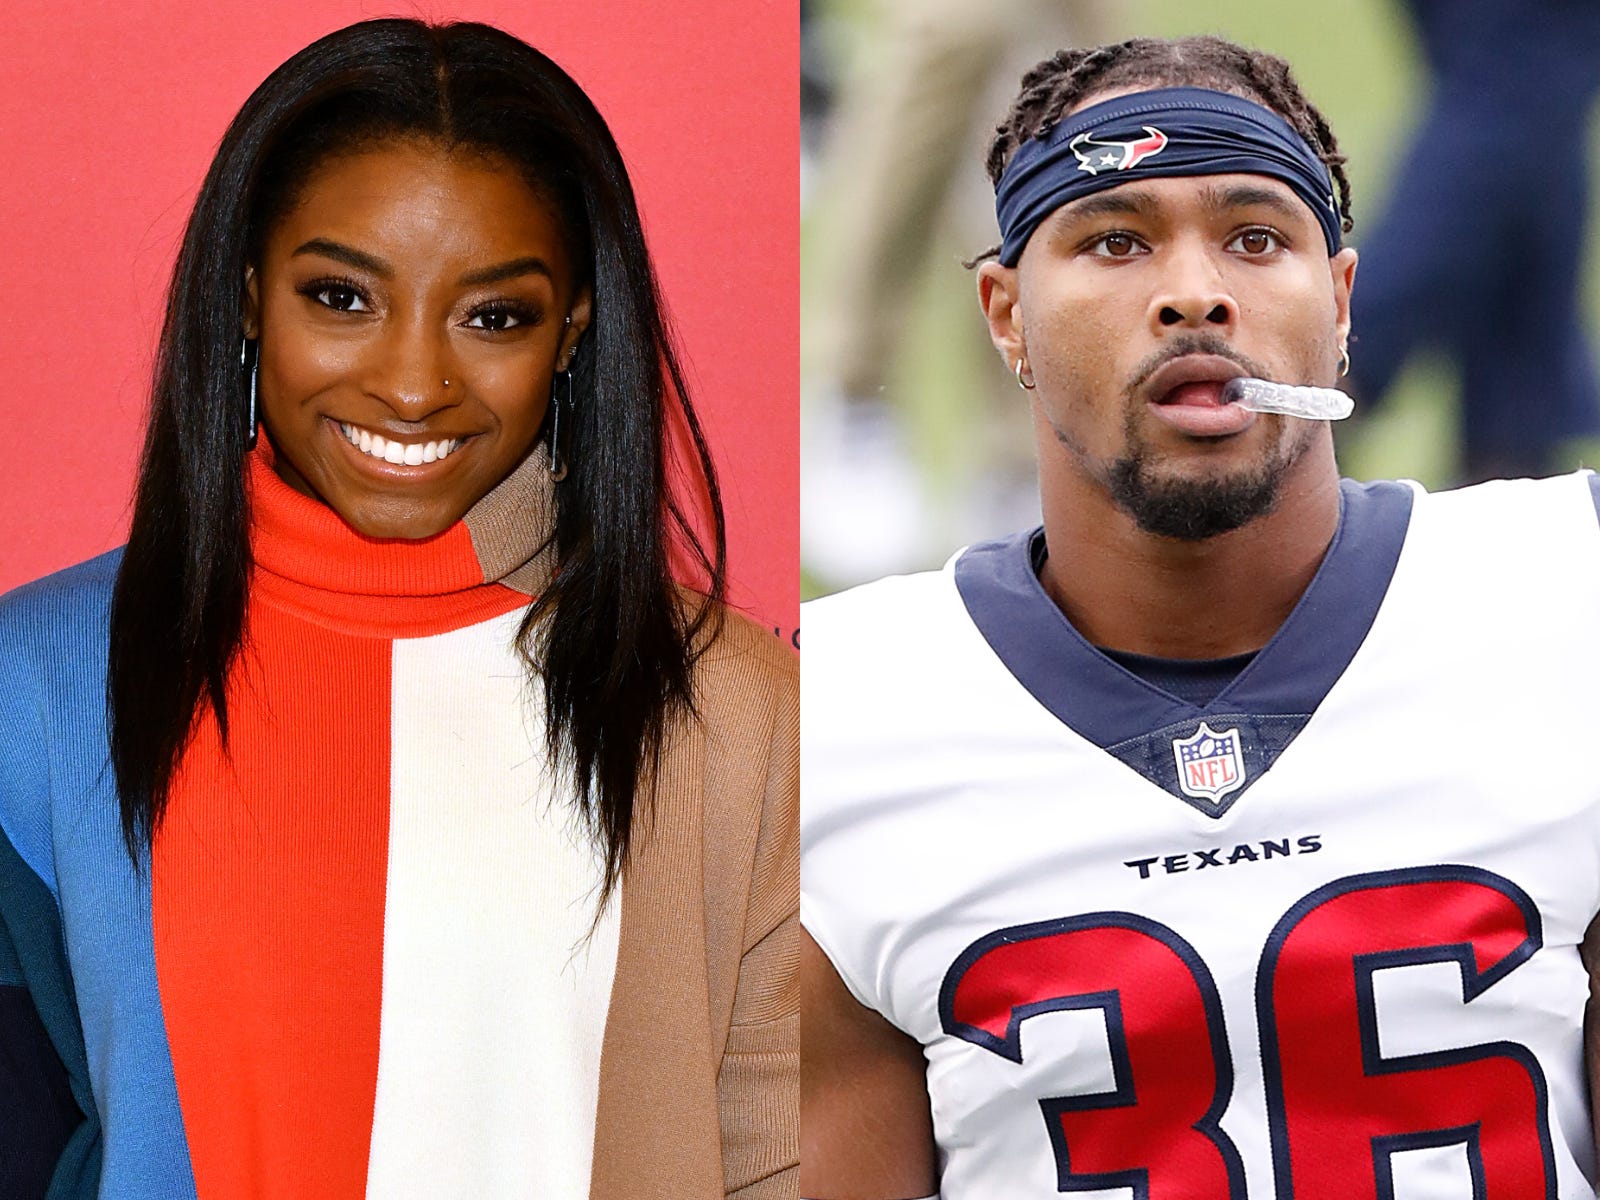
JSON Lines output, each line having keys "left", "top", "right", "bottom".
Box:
{"left": 995, "top": 87, "right": 1341, "bottom": 265}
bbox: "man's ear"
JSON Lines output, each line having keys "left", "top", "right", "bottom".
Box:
{"left": 977, "top": 261, "right": 1027, "bottom": 376}
{"left": 1329, "top": 246, "right": 1357, "bottom": 348}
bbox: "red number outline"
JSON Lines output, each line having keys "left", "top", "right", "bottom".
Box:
{"left": 940, "top": 911, "right": 1247, "bottom": 1196}
{"left": 1256, "top": 865, "right": 1556, "bottom": 1199}
{"left": 938, "top": 867, "right": 1560, "bottom": 1196}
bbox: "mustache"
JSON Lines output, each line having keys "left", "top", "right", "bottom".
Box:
{"left": 1124, "top": 334, "right": 1273, "bottom": 397}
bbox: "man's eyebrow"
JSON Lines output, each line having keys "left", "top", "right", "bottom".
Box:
{"left": 291, "top": 238, "right": 392, "bottom": 277}
{"left": 1051, "top": 182, "right": 1308, "bottom": 229}
{"left": 456, "top": 256, "right": 553, "bottom": 287}
{"left": 1199, "top": 182, "right": 1303, "bottom": 220}
{"left": 1057, "top": 188, "right": 1161, "bottom": 223}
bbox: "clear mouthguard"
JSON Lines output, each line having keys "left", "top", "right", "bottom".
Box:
{"left": 1222, "top": 378, "right": 1355, "bottom": 421}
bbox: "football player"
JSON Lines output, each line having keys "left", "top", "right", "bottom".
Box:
{"left": 802, "top": 34, "right": 1600, "bottom": 1200}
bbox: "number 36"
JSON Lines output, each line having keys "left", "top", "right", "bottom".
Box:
{"left": 939, "top": 866, "right": 1557, "bottom": 1197}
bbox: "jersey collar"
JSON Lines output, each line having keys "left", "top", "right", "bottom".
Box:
{"left": 954, "top": 479, "right": 1414, "bottom": 816}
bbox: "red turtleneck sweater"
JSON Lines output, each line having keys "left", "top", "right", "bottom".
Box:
{"left": 147, "top": 448, "right": 782, "bottom": 1198}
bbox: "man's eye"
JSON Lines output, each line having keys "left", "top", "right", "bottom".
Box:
{"left": 1090, "top": 232, "right": 1143, "bottom": 258}
{"left": 1230, "top": 228, "right": 1283, "bottom": 255}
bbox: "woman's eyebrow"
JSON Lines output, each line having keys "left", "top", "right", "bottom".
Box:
{"left": 291, "top": 237, "right": 391, "bottom": 276}
{"left": 457, "top": 256, "right": 553, "bottom": 287}
{"left": 288, "top": 240, "right": 553, "bottom": 288}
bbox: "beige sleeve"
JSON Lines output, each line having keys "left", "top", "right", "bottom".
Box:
{"left": 718, "top": 663, "right": 799, "bottom": 1199}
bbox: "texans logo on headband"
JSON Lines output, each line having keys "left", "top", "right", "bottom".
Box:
{"left": 1069, "top": 126, "right": 1169, "bottom": 175}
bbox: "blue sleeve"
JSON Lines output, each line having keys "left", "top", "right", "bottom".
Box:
{"left": 0, "top": 562, "right": 110, "bottom": 1200}
{"left": 0, "top": 829, "right": 81, "bottom": 1200}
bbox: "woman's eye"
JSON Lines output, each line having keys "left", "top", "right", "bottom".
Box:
{"left": 1230, "top": 228, "right": 1283, "bottom": 255}
{"left": 309, "top": 284, "right": 368, "bottom": 312}
{"left": 1088, "top": 231, "right": 1144, "bottom": 258}
{"left": 468, "top": 310, "right": 518, "bottom": 331}
{"left": 465, "top": 307, "right": 534, "bottom": 332}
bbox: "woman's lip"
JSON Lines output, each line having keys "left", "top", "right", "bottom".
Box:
{"left": 327, "top": 417, "right": 472, "bottom": 474}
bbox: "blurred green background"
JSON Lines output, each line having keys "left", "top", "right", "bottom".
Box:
{"left": 801, "top": 0, "right": 1600, "bottom": 597}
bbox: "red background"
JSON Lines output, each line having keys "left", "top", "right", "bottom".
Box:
{"left": 0, "top": 0, "right": 797, "bottom": 635}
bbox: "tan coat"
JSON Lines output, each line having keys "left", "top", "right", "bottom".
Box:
{"left": 590, "top": 612, "right": 798, "bottom": 1199}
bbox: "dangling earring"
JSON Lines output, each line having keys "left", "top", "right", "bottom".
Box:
{"left": 549, "top": 367, "right": 572, "bottom": 482}
{"left": 1338, "top": 345, "right": 1351, "bottom": 379}
{"left": 1014, "top": 356, "right": 1036, "bottom": 391}
{"left": 240, "top": 337, "right": 259, "bottom": 450}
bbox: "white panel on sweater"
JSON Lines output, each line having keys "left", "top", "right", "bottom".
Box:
{"left": 366, "top": 607, "right": 619, "bottom": 1199}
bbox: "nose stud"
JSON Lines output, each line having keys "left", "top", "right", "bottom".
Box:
{"left": 442, "top": 379, "right": 450, "bottom": 388}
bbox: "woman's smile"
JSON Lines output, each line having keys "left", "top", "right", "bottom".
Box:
{"left": 333, "top": 418, "right": 466, "bottom": 467}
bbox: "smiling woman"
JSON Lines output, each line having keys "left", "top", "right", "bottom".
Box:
{"left": 250, "top": 142, "right": 593, "bottom": 538}
{"left": 0, "top": 18, "right": 795, "bottom": 1200}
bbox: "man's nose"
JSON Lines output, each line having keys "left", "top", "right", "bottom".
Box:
{"left": 1148, "top": 240, "right": 1238, "bottom": 333}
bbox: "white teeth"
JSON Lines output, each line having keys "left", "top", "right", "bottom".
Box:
{"left": 338, "top": 421, "right": 460, "bottom": 465}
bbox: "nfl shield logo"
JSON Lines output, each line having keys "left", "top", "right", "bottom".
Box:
{"left": 1172, "top": 722, "right": 1246, "bottom": 804}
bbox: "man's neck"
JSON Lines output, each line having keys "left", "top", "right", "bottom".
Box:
{"left": 1037, "top": 448, "right": 1343, "bottom": 660}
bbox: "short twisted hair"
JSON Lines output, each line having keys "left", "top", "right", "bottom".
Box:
{"left": 978, "top": 36, "right": 1354, "bottom": 262}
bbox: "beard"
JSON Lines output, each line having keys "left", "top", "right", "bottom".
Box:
{"left": 1100, "top": 405, "right": 1317, "bottom": 541}
{"left": 1105, "top": 451, "right": 1289, "bottom": 540}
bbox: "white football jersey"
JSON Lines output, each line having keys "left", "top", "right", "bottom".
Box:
{"left": 802, "top": 474, "right": 1600, "bottom": 1199}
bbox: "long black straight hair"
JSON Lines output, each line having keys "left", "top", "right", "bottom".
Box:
{"left": 107, "top": 19, "right": 726, "bottom": 901}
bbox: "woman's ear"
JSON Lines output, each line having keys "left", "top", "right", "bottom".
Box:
{"left": 243, "top": 266, "right": 260, "bottom": 339}
{"left": 559, "top": 286, "right": 593, "bottom": 369}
